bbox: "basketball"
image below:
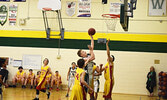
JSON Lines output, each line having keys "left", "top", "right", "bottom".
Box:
{"left": 161, "top": 92, "right": 167, "bottom": 96}
{"left": 159, "top": 86, "right": 163, "bottom": 90}
{"left": 159, "top": 71, "right": 163, "bottom": 76}
{"left": 163, "top": 82, "right": 167, "bottom": 85}
{"left": 162, "top": 73, "right": 167, "bottom": 77}
{"left": 158, "top": 92, "right": 162, "bottom": 96}
{"left": 88, "top": 28, "right": 96, "bottom": 35}
{"left": 159, "top": 82, "right": 163, "bottom": 85}
{"left": 163, "top": 78, "right": 167, "bottom": 81}
{"left": 159, "top": 77, "right": 163, "bottom": 81}
{"left": 162, "top": 86, "right": 167, "bottom": 90}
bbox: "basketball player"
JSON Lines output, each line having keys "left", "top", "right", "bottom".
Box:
{"left": 93, "top": 65, "right": 102, "bottom": 100}
{"left": 66, "top": 62, "right": 77, "bottom": 97}
{"left": 100, "top": 39, "right": 115, "bottom": 100}
{"left": 12, "top": 66, "right": 26, "bottom": 88}
{"left": 34, "top": 71, "right": 41, "bottom": 89}
{"left": 77, "top": 35, "right": 95, "bottom": 99}
{"left": 23, "top": 69, "right": 35, "bottom": 89}
{"left": 0, "top": 58, "right": 9, "bottom": 98}
{"left": 33, "top": 58, "right": 52, "bottom": 100}
{"left": 70, "top": 45, "right": 94, "bottom": 100}
{"left": 50, "top": 71, "right": 62, "bottom": 91}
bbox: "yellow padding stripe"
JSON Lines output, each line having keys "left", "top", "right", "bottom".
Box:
{"left": 0, "top": 30, "right": 167, "bottom": 43}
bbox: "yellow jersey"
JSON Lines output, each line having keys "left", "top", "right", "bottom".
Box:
{"left": 16, "top": 71, "right": 25, "bottom": 78}
{"left": 41, "top": 65, "right": 49, "bottom": 78}
{"left": 74, "top": 68, "right": 84, "bottom": 86}
{"left": 104, "top": 62, "right": 114, "bottom": 81}
{"left": 28, "top": 73, "right": 34, "bottom": 77}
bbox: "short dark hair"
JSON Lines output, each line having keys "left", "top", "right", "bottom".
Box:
{"left": 37, "top": 71, "right": 41, "bottom": 75}
{"left": 71, "top": 62, "right": 76, "bottom": 65}
{"left": 111, "top": 55, "right": 115, "bottom": 62}
{"left": 77, "top": 49, "right": 82, "bottom": 57}
{"left": 29, "top": 69, "right": 33, "bottom": 71}
{"left": 18, "top": 66, "right": 23, "bottom": 70}
{"left": 77, "top": 59, "right": 85, "bottom": 68}
{"left": 55, "top": 71, "right": 58, "bottom": 73}
{"left": 0, "top": 58, "right": 6, "bottom": 67}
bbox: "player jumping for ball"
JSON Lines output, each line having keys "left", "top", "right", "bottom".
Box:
{"left": 100, "top": 39, "right": 115, "bottom": 100}
{"left": 77, "top": 34, "right": 95, "bottom": 99}
{"left": 70, "top": 45, "right": 94, "bottom": 100}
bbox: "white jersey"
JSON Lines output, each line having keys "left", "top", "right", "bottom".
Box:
{"left": 69, "top": 67, "right": 77, "bottom": 79}
{"left": 94, "top": 70, "right": 99, "bottom": 81}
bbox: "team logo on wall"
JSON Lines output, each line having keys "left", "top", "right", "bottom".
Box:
{"left": 0, "top": 4, "right": 8, "bottom": 26}
{"left": 66, "top": 2, "right": 76, "bottom": 16}
{"left": 77, "top": 0, "right": 91, "bottom": 17}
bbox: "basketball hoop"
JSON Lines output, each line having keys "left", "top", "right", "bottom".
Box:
{"left": 102, "top": 14, "right": 120, "bottom": 31}
{"left": 42, "top": 7, "right": 52, "bottom": 11}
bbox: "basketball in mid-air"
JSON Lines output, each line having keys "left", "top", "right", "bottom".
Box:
{"left": 88, "top": 28, "right": 96, "bottom": 35}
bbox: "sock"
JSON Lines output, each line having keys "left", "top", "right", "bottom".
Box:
{"left": 46, "top": 89, "right": 49, "bottom": 94}
{"left": 36, "top": 95, "right": 39, "bottom": 98}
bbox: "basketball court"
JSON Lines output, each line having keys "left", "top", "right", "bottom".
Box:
{"left": 0, "top": 0, "right": 167, "bottom": 100}
{"left": 2, "top": 88, "right": 159, "bottom": 100}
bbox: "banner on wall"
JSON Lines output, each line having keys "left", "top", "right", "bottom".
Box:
{"left": 13, "top": 0, "right": 26, "bottom": 2}
{"left": 77, "top": 0, "right": 91, "bottom": 17}
{"left": 9, "top": 4, "right": 18, "bottom": 26}
{"left": 148, "top": 0, "right": 166, "bottom": 16}
{"left": 0, "top": 4, "right": 8, "bottom": 26}
{"left": 110, "top": 3, "right": 121, "bottom": 14}
{"left": 0, "top": 0, "right": 10, "bottom": 1}
{"left": 66, "top": 1, "right": 76, "bottom": 16}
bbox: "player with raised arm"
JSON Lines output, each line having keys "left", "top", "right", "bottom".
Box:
{"left": 70, "top": 45, "right": 94, "bottom": 100}
{"left": 100, "top": 39, "right": 115, "bottom": 100}
{"left": 77, "top": 34, "right": 95, "bottom": 99}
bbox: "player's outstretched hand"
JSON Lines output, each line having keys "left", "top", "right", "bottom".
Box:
{"left": 106, "top": 39, "right": 110, "bottom": 45}
{"left": 88, "top": 45, "right": 92, "bottom": 50}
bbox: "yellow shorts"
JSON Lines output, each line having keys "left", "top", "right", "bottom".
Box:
{"left": 70, "top": 85, "right": 86, "bottom": 100}
{"left": 36, "top": 73, "right": 48, "bottom": 90}
{"left": 103, "top": 79, "right": 114, "bottom": 99}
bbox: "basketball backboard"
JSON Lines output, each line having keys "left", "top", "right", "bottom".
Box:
{"left": 38, "top": 0, "right": 61, "bottom": 10}
{"left": 120, "top": 0, "right": 129, "bottom": 31}
{"left": 120, "top": 0, "right": 137, "bottom": 31}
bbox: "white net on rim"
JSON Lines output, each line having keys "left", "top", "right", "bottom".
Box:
{"left": 102, "top": 14, "right": 120, "bottom": 31}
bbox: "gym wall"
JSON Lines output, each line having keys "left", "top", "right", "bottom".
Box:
{"left": 0, "top": 0, "right": 167, "bottom": 95}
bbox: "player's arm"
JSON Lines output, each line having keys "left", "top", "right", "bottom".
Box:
{"left": 100, "top": 64, "right": 106, "bottom": 73}
{"left": 90, "top": 35, "right": 94, "bottom": 50}
{"left": 67, "top": 68, "right": 70, "bottom": 81}
{"left": 106, "top": 39, "right": 113, "bottom": 63}
{"left": 0, "top": 75, "right": 8, "bottom": 87}
{"left": 88, "top": 45, "right": 95, "bottom": 61}
{"left": 80, "top": 72, "right": 93, "bottom": 92}
{"left": 94, "top": 66, "right": 102, "bottom": 76}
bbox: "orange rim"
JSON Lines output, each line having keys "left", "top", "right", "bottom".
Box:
{"left": 102, "top": 14, "right": 120, "bottom": 18}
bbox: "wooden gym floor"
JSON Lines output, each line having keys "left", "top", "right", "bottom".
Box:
{"left": 2, "top": 88, "right": 161, "bottom": 100}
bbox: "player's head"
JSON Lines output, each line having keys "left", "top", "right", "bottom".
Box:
{"left": 107, "top": 55, "right": 115, "bottom": 62}
{"left": 55, "top": 71, "right": 59, "bottom": 75}
{"left": 77, "top": 49, "right": 87, "bottom": 57}
{"left": 71, "top": 62, "right": 76, "bottom": 67}
{"left": 150, "top": 66, "right": 155, "bottom": 72}
{"left": 0, "top": 58, "right": 7, "bottom": 68}
{"left": 43, "top": 58, "right": 49, "bottom": 65}
{"left": 29, "top": 69, "right": 33, "bottom": 73}
{"left": 18, "top": 66, "right": 23, "bottom": 72}
{"left": 37, "top": 71, "right": 41, "bottom": 75}
{"left": 77, "top": 59, "right": 85, "bottom": 68}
